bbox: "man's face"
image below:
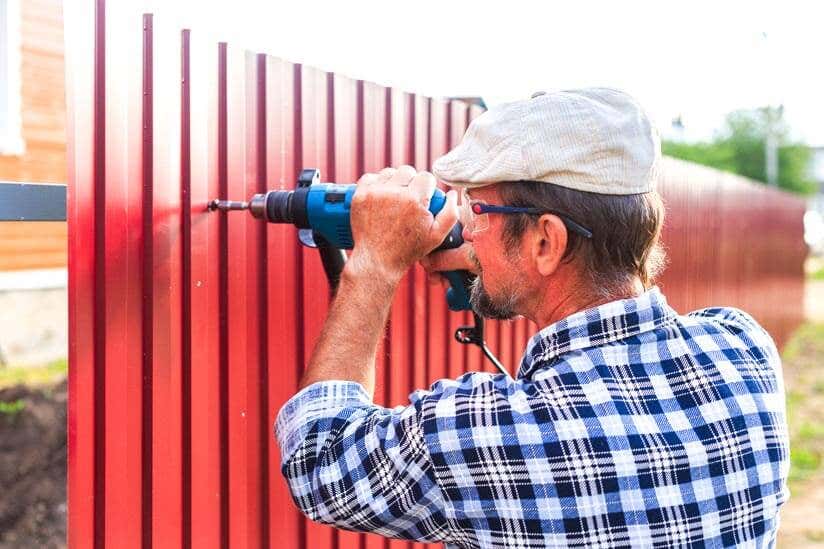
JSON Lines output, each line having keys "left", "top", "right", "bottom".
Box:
{"left": 461, "top": 185, "right": 531, "bottom": 320}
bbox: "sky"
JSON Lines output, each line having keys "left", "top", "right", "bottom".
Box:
{"left": 144, "top": 0, "right": 824, "bottom": 145}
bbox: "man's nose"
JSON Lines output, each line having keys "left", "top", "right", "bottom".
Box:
{"left": 462, "top": 225, "right": 474, "bottom": 243}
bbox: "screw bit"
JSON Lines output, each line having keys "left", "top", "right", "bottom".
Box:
{"left": 209, "top": 199, "right": 249, "bottom": 212}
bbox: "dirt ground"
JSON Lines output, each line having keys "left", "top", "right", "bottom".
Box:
{"left": 0, "top": 380, "right": 66, "bottom": 548}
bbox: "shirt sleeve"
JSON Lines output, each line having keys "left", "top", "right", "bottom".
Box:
{"left": 275, "top": 380, "right": 454, "bottom": 543}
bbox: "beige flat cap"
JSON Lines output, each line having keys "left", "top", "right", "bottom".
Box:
{"left": 432, "top": 88, "right": 660, "bottom": 195}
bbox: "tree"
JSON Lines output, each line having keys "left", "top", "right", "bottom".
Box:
{"left": 662, "top": 107, "right": 816, "bottom": 195}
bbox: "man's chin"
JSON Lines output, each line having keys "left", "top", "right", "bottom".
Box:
{"left": 469, "top": 278, "right": 519, "bottom": 320}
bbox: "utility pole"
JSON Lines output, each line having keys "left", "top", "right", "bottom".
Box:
{"left": 761, "top": 32, "right": 781, "bottom": 187}
{"left": 765, "top": 107, "right": 779, "bottom": 187}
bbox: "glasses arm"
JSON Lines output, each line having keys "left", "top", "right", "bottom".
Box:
{"left": 474, "top": 204, "right": 593, "bottom": 239}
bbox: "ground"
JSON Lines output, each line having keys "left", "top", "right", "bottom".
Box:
{"left": 0, "top": 289, "right": 822, "bottom": 547}
{"left": 0, "top": 377, "right": 66, "bottom": 548}
{"left": 776, "top": 279, "right": 824, "bottom": 547}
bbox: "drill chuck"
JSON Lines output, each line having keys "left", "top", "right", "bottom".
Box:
{"left": 247, "top": 190, "right": 294, "bottom": 223}
{"left": 255, "top": 188, "right": 311, "bottom": 227}
{"left": 212, "top": 188, "right": 310, "bottom": 226}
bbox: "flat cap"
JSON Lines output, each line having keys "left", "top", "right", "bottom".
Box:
{"left": 432, "top": 87, "right": 660, "bottom": 195}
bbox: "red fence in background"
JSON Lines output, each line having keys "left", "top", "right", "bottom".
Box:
{"left": 65, "top": 3, "right": 806, "bottom": 548}
{"left": 657, "top": 157, "right": 806, "bottom": 345}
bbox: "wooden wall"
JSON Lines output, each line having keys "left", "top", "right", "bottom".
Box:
{"left": 0, "top": 0, "right": 66, "bottom": 271}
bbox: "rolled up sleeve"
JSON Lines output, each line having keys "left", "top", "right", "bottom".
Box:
{"left": 275, "top": 380, "right": 453, "bottom": 543}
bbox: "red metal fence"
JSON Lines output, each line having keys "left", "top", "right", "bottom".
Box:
{"left": 65, "top": 2, "right": 806, "bottom": 548}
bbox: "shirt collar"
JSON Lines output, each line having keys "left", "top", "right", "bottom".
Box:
{"left": 517, "top": 287, "right": 677, "bottom": 380}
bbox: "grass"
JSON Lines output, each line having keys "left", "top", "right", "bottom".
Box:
{"left": 782, "top": 322, "right": 824, "bottom": 487}
{"left": 0, "top": 358, "right": 67, "bottom": 389}
{"left": 0, "top": 398, "right": 25, "bottom": 416}
{"left": 807, "top": 257, "right": 824, "bottom": 280}
{"left": 806, "top": 530, "right": 824, "bottom": 543}
{"left": 781, "top": 323, "right": 824, "bottom": 362}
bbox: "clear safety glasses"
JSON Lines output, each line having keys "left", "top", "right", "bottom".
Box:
{"left": 460, "top": 189, "right": 593, "bottom": 239}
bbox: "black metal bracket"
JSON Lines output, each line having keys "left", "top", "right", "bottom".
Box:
{"left": 455, "top": 311, "right": 511, "bottom": 378}
{"left": 0, "top": 182, "right": 67, "bottom": 221}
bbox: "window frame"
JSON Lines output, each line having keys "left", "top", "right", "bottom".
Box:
{"left": 0, "top": 0, "right": 24, "bottom": 156}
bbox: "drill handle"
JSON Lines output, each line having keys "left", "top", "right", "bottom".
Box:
{"left": 432, "top": 222, "right": 474, "bottom": 311}
{"left": 442, "top": 270, "right": 474, "bottom": 312}
{"left": 316, "top": 235, "right": 347, "bottom": 296}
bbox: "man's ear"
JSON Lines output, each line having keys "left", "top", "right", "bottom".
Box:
{"left": 531, "top": 214, "right": 568, "bottom": 276}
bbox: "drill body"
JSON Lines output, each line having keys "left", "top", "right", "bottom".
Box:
{"left": 218, "top": 169, "right": 471, "bottom": 311}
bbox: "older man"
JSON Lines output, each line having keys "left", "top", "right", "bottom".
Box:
{"left": 275, "top": 88, "right": 789, "bottom": 548}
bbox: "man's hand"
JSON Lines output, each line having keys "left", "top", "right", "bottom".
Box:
{"left": 298, "top": 165, "right": 457, "bottom": 396}
{"left": 346, "top": 165, "right": 459, "bottom": 283}
{"left": 419, "top": 244, "right": 481, "bottom": 287}
{"left": 419, "top": 190, "right": 481, "bottom": 287}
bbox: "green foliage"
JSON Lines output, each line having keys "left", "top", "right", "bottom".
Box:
{"left": 661, "top": 141, "right": 736, "bottom": 172}
{"left": 662, "top": 106, "right": 816, "bottom": 195}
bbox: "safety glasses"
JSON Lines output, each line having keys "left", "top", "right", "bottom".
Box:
{"left": 461, "top": 190, "right": 593, "bottom": 239}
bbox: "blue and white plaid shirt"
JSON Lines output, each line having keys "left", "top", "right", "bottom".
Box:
{"left": 276, "top": 288, "right": 789, "bottom": 548}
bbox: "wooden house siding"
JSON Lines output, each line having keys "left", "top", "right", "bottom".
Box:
{"left": 0, "top": 0, "right": 66, "bottom": 271}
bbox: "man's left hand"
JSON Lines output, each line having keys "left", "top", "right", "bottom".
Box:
{"left": 346, "top": 165, "right": 459, "bottom": 283}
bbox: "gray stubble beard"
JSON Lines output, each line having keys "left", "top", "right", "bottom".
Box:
{"left": 467, "top": 248, "right": 522, "bottom": 320}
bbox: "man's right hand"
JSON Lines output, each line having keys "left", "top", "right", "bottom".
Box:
{"left": 419, "top": 243, "right": 480, "bottom": 287}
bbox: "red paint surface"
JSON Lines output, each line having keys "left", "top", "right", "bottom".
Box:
{"left": 66, "top": 3, "right": 807, "bottom": 548}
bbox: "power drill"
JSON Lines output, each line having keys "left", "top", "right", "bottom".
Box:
{"left": 210, "top": 168, "right": 473, "bottom": 310}
{"left": 210, "top": 168, "right": 508, "bottom": 376}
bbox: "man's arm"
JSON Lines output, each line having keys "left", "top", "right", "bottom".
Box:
{"left": 274, "top": 166, "right": 460, "bottom": 543}
{"left": 297, "top": 265, "right": 400, "bottom": 398}
{"left": 294, "top": 165, "right": 458, "bottom": 398}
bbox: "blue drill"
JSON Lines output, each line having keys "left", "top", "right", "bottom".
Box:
{"left": 209, "top": 168, "right": 473, "bottom": 311}
{"left": 210, "top": 168, "right": 509, "bottom": 376}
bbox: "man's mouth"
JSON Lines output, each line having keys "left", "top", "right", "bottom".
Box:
{"left": 468, "top": 248, "right": 482, "bottom": 273}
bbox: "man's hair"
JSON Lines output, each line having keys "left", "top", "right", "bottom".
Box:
{"left": 498, "top": 180, "right": 666, "bottom": 298}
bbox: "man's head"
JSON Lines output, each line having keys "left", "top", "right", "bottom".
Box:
{"left": 433, "top": 88, "right": 666, "bottom": 323}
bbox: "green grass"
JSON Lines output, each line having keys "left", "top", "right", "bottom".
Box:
{"left": 807, "top": 257, "right": 824, "bottom": 280}
{"left": 806, "top": 530, "right": 824, "bottom": 542}
{"left": 0, "top": 358, "right": 67, "bottom": 389}
{"left": 783, "top": 323, "right": 824, "bottom": 487}
{"left": 781, "top": 323, "right": 824, "bottom": 362}
{"left": 0, "top": 398, "right": 25, "bottom": 416}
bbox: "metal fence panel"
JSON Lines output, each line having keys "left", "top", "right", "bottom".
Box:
{"left": 65, "top": 2, "right": 806, "bottom": 548}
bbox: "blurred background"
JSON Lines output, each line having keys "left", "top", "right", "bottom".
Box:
{"left": 0, "top": 0, "right": 822, "bottom": 547}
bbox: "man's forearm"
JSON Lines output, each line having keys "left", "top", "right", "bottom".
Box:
{"left": 298, "top": 265, "right": 401, "bottom": 399}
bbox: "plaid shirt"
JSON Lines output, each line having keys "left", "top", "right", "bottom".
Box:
{"left": 276, "top": 288, "right": 789, "bottom": 548}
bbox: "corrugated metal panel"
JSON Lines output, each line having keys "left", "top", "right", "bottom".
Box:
{"left": 65, "top": 3, "right": 806, "bottom": 548}
{"left": 656, "top": 157, "right": 806, "bottom": 346}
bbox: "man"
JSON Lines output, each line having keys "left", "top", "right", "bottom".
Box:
{"left": 275, "top": 88, "right": 789, "bottom": 548}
